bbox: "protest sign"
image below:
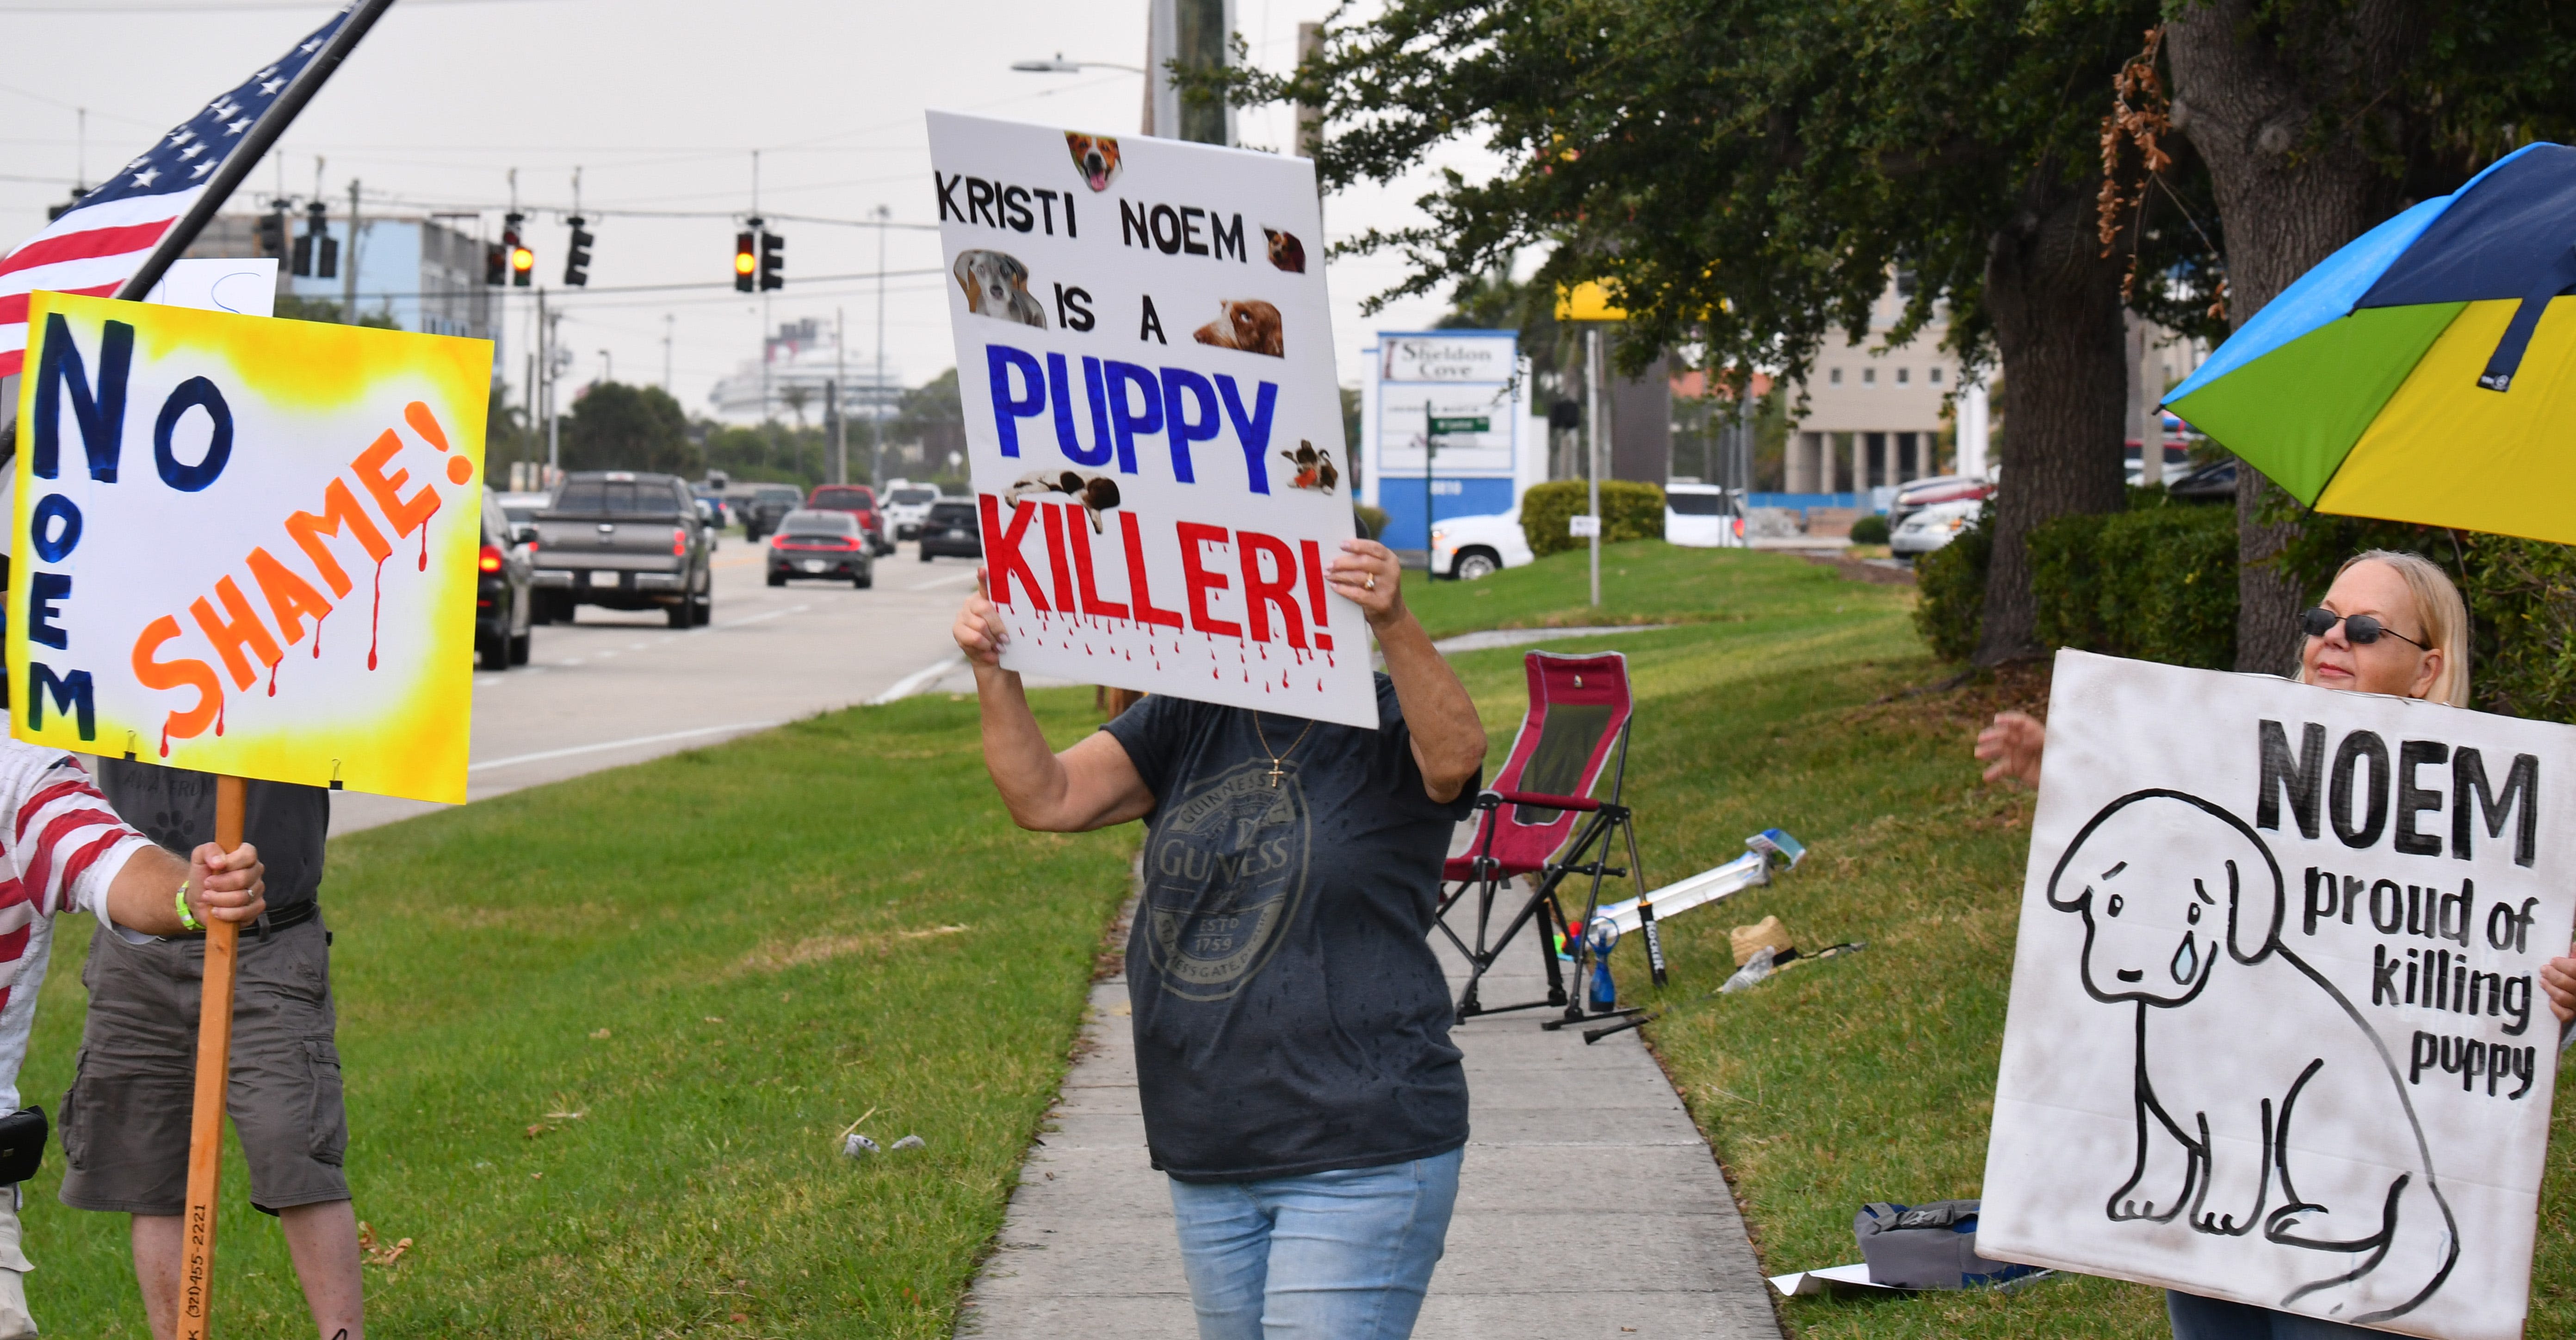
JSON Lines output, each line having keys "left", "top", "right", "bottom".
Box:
{"left": 1980, "top": 651, "right": 2576, "bottom": 1339}
{"left": 929, "top": 112, "right": 1375, "bottom": 729}
{"left": 9, "top": 292, "right": 491, "bottom": 803}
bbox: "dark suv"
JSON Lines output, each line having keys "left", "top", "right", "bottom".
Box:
{"left": 742, "top": 485, "right": 802, "bottom": 542}
{"left": 805, "top": 484, "right": 894, "bottom": 556}
{"left": 476, "top": 488, "right": 534, "bottom": 669}
{"left": 532, "top": 471, "right": 716, "bottom": 627}
{"left": 918, "top": 499, "right": 981, "bottom": 561}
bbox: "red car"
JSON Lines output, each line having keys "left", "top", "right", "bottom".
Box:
{"left": 805, "top": 484, "right": 894, "bottom": 556}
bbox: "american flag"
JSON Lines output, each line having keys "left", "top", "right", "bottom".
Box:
{"left": 0, "top": 5, "right": 354, "bottom": 378}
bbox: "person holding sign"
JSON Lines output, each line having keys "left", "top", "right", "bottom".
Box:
{"left": 1976, "top": 549, "right": 2483, "bottom": 1339}
{"left": 0, "top": 742, "right": 265, "bottom": 1338}
{"left": 954, "top": 537, "right": 1485, "bottom": 1340}
{"left": 56, "top": 770, "right": 358, "bottom": 1340}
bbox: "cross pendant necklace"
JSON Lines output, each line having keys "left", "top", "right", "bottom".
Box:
{"left": 1253, "top": 711, "right": 1315, "bottom": 788}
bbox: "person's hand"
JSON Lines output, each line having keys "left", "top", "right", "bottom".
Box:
{"left": 954, "top": 566, "right": 1005, "bottom": 667}
{"left": 2542, "top": 950, "right": 2576, "bottom": 1027}
{"left": 1325, "top": 539, "right": 1405, "bottom": 628}
{"left": 1975, "top": 710, "right": 2045, "bottom": 788}
{"left": 187, "top": 841, "right": 266, "bottom": 925}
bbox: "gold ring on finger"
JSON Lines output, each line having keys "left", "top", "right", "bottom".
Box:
{"left": 1366, "top": 574, "right": 1377, "bottom": 590}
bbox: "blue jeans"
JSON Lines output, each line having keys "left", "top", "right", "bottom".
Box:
{"left": 2167, "top": 1290, "right": 2385, "bottom": 1339}
{"left": 1167, "top": 1147, "right": 1463, "bottom": 1340}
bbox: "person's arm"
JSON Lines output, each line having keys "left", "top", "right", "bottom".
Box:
{"left": 100, "top": 842, "right": 266, "bottom": 936}
{"left": 956, "top": 567, "right": 1158, "bottom": 832}
{"left": 1325, "top": 540, "right": 1486, "bottom": 804}
{"left": 1975, "top": 710, "right": 2045, "bottom": 788}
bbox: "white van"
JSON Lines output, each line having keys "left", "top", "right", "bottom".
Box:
{"left": 1428, "top": 510, "right": 1534, "bottom": 580}
{"left": 1666, "top": 483, "right": 1747, "bottom": 547}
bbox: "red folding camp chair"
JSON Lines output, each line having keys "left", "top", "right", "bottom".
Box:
{"left": 1437, "top": 651, "right": 1650, "bottom": 1022}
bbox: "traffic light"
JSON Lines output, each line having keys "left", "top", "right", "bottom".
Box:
{"left": 504, "top": 210, "right": 533, "bottom": 288}
{"left": 294, "top": 200, "right": 337, "bottom": 279}
{"left": 485, "top": 243, "right": 507, "bottom": 286}
{"left": 564, "top": 215, "right": 593, "bottom": 287}
{"left": 734, "top": 230, "right": 756, "bottom": 292}
{"left": 758, "top": 228, "right": 784, "bottom": 292}
{"left": 257, "top": 201, "right": 288, "bottom": 260}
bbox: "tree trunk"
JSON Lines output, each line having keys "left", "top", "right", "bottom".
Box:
{"left": 2166, "top": 0, "right": 2420, "bottom": 675}
{"left": 1973, "top": 164, "right": 2132, "bottom": 665}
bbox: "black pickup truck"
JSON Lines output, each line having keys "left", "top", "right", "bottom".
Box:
{"left": 531, "top": 471, "right": 714, "bottom": 627}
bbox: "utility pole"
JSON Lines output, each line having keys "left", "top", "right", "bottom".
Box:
{"left": 343, "top": 177, "right": 361, "bottom": 322}
{"left": 873, "top": 203, "right": 889, "bottom": 488}
{"left": 662, "top": 313, "right": 674, "bottom": 395}
{"left": 834, "top": 307, "right": 848, "bottom": 486}
{"left": 522, "top": 351, "right": 535, "bottom": 491}
{"left": 1585, "top": 326, "right": 1605, "bottom": 608}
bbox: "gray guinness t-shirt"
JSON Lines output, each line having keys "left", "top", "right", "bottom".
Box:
{"left": 94, "top": 762, "right": 330, "bottom": 915}
{"left": 1103, "top": 674, "right": 1477, "bottom": 1182}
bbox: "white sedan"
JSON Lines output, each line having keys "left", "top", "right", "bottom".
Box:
{"left": 1890, "top": 499, "right": 1984, "bottom": 558}
{"left": 1428, "top": 510, "right": 1533, "bottom": 580}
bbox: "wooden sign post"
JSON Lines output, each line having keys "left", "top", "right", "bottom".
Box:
{"left": 177, "top": 776, "right": 246, "bottom": 1340}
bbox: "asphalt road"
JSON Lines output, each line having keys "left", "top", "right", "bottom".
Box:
{"left": 326, "top": 537, "right": 990, "bottom": 836}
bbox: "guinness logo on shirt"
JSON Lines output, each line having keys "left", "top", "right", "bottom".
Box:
{"left": 1142, "top": 760, "right": 1310, "bottom": 1000}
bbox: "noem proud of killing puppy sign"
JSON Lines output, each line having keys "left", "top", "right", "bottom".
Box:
{"left": 928, "top": 112, "right": 1373, "bottom": 728}
{"left": 1982, "top": 651, "right": 2576, "bottom": 1339}
{"left": 10, "top": 292, "right": 491, "bottom": 803}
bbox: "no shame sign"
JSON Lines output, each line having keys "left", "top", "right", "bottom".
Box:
{"left": 9, "top": 293, "right": 490, "bottom": 804}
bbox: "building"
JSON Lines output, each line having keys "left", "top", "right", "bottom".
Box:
{"left": 1783, "top": 281, "right": 1960, "bottom": 494}
{"left": 181, "top": 210, "right": 495, "bottom": 339}
{"left": 706, "top": 317, "right": 903, "bottom": 427}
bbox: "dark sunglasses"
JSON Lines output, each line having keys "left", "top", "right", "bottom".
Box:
{"left": 2299, "top": 607, "right": 2429, "bottom": 651}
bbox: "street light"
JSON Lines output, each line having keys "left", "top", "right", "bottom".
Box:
{"left": 1010, "top": 52, "right": 1146, "bottom": 74}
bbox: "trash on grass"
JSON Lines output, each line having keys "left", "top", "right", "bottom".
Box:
{"left": 1854, "top": 1200, "right": 2041, "bottom": 1290}
{"left": 1721, "top": 945, "right": 1778, "bottom": 993}
{"left": 842, "top": 1133, "right": 881, "bottom": 1158}
{"left": 891, "top": 1134, "right": 927, "bottom": 1152}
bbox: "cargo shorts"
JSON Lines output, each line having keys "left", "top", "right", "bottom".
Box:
{"left": 56, "top": 914, "right": 349, "bottom": 1216}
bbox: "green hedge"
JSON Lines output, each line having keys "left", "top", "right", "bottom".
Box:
{"left": 1521, "top": 479, "right": 1666, "bottom": 557}
{"left": 2027, "top": 501, "right": 2240, "bottom": 670}
{"left": 1912, "top": 501, "right": 1993, "bottom": 663}
{"left": 1849, "top": 514, "right": 1890, "bottom": 546}
{"left": 1354, "top": 504, "right": 1389, "bottom": 541}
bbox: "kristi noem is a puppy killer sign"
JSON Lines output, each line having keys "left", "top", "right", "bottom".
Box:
{"left": 1981, "top": 650, "right": 2576, "bottom": 1340}
{"left": 929, "top": 111, "right": 1373, "bottom": 729}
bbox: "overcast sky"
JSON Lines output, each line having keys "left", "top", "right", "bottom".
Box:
{"left": 3, "top": 0, "right": 1487, "bottom": 418}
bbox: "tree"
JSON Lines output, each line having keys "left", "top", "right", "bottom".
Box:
{"left": 886, "top": 369, "right": 965, "bottom": 473}
{"left": 1254, "top": 0, "right": 2218, "bottom": 663}
{"left": 558, "top": 382, "right": 700, "bottom": 476}
{"left": 2163, "top": 0, "right": 2576, "bottom": 674}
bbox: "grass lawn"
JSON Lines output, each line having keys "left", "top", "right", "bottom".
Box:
{"left": 18, "top": 689, "right": 1133, "bottom": 1338}
{"left": 1402, "top": 541, "right": 2576, "bottom": 1338}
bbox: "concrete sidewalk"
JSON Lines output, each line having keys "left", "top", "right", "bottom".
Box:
{"left": 957, "top": 885, "right": 1781, "bottom": 1339}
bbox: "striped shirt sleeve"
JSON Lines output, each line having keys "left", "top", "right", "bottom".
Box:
{"left": 4, "top": 750, "right": 150, "bottom": 931}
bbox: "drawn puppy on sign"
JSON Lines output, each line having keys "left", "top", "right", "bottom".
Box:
{"left": 1065, "top": 132, "right": 1122, "bottom": 192}
{"left": 953, "top": 250, "right": 1048, "bottom": 329}
{"left": 1280, "top": 440, "right": 1337, "bottom": 494}
{"left": 1193, "top": 299, "right": 1284, "bottom": 358}
{"left": 2048, "top": 790, "right": 2458, "bottom": 1326}
{"left": 1008, "top": 469, "right": 1121, "bottom": 533}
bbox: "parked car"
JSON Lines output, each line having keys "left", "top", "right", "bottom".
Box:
{"left": 692, "top": 490, "right": 734, "bottom": 531}
{"left": 2165, "top": 458, "right": 2238, "bottom": 502}
{"left": 742, "top": 485, "right": 802, "bottom": 542}
{"left": 496, "top": 490, "right": 553, "bottom": 533}
{"left": 805, "top": 484, "right": 894, "bottom": 555}
{"left": 2125, "top": 437, "right": 2193, "bottom": 485}
{"left": 918, "top": 499, "right": 982, "bottom": 560}
{"left": 1890, "top": 499, "right": 1984, "bottom": 559}
{"left": 476, "top": 488, "right": 535, "bottom": 669}
{"left": 882, "top": 484, "right": 942, "bottom": 540}
{"left": 1886, "top": 473, "right": 1995, "bottom": 532}
{"left": 1665, "top": 483, "right": 1748, "bottom": 548}
{"left": 530, "top": 471, "right": 715, "bottom": 628}
{"left": 767, "top": 509, "right": 875, "bottom": 588}
{"left": 1428, "top": 510, "right": 1531, "bottom": 580}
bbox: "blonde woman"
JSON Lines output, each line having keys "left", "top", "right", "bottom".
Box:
{"left": 1974, "top": 549, "right": 2509, "bottom": 1340}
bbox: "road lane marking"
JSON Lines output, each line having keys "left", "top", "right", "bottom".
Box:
{"left": 909, "top": 571, "right": 977, "bottom": 591}
{"left": 468, "top": 721, "right": 780, "bottom": 773}
{"left": 708, "top": 605, "right": 806, "bottom": 631}
{"left": 868, "top": 654, "right": 965, "bottom": 705}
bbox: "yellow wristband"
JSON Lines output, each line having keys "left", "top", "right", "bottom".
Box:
{"left": 175, "top": 880, "right": 200, "bottom": 933}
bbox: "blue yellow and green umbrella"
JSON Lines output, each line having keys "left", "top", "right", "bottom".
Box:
{"left": 2164, "top": 142, "right": 2576, "bottom": 544}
